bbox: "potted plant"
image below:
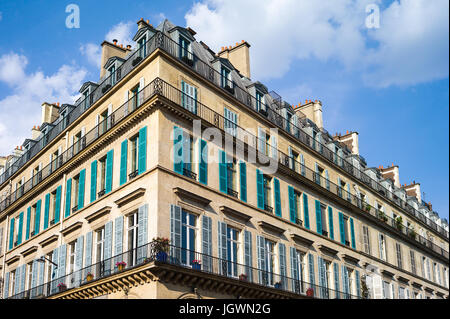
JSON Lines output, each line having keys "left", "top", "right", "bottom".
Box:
{"left": 395, "top": 216, "right": 404, "bottom": 231}
{"left": 378, "top": 210, "right": 388, "bottom": 222}
{"left": 192, "top": 259, "right": 201, "bottom": 270}
{"left": 408, "top": 227, "right": 417, "bottom": 239}
{"left": 306, "top": 287, "right": 314, "bottom": 297}
{"left": 57, "top": 283, "right": 67, "bottom": 292}
{"left": 274, "top": 281, "right": 282, "bottom": 289}
{"left": 153, "top": 237, "right": 170, "bottom": 262}
{"left": 116, "top": 261, "right": 127, "bottom": 271}
{"left": 239, "top": 273, "right": 248, "bottom": 282}
{"left": 86, "top": 272, "right": 94, "bottom": 282}
{"left": 364, "top": 204, "right": 371, "bottom": 212}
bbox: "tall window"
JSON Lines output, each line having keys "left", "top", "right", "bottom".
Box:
{"left": 96, "top": 227, "right": 105, "bottom": 263}
{"left": 138, "top": 35, "right": 146, "bottom": 58}
{"left": 68, "top": 241, "right": 77, "bottom": 275}
{"left": 9, "top": 270, "right": 16, "bottom": 297}
{"left": 362, "top": 225, "right": 371, "bottom": 255}
{"left": 183, "top": 134, "right": 195, "bottom": 176}
{"left": 181, "top": 210, "right": 196, "bottom": 266}
{"left": 45, "top": 252, "right": 54, "bottom": 283}
{"left": 226, "top": 155, "right": 237, "bottom": 197}
{"left": 294, "top": 250, "right": 305, "bottom": 293}
{"left": 343, "top": 215, "right": 350, "bottom": 246}
{"left": 130, "top": 135, "right": 139, "bottom": 176}
{"left": 256, "top": 91, "right": 265, "bottom": 112}
{"left": 109, "top": 64, "right": 116, "bottom": 85}
{"left": 127, "top": 212, "right": 139, "bottom": 267}
{"left": 382, "top": 281, "right": 391, "bottom": 299}
{"left": 410, "top": 250, "right": 416, "bottom": 275}
{"left": 265, "top": 240, "right": 275, "bottom": 286}
{"left": 131, "top": 84, "right": 140, "bottom": 110}
{"left": 379, "top": 233, "right": 386, "bottom": 261}
{"left": 100, "top": 109, "right": 109, "bottom": 134}
{"left": 314, "top": 163, "right": 325, "bottom": 186}
{"left": 98, "top": 156, "right": 107, "bottom": 196}
{"left": 50, "top": 189, "right": 57, "bottom": 225}
{"left": 224, "top": 107, "right": 238, "bottom": 137}
{"left": 396, "top": 243, "right": 403, "bottom": 269}
{"left": 179, "top": 36, "right": 190, "bottom": 60}
{"left": 27, "top": 262, "right": 33, "bottom": 291}
{"left": 30, "top": 204, "right": 36, "bottom": 237}
{"left": 263, "top": 175, "right": 273, "bottom": 212}
{"left": 221, "top": 66, "right": 232, "bottom": 89}
{"left": 294, "top": 190, "right": 302, "bottom": 225}
{"left": 321, "top": 204, "right": 328, "bottom": 236}
{"left": 72, "top": 174, "right": 80, "bottom": 211}
{"left": 181, "top": 82, "right": 197, "bottom": 114}
{"left": 226, "top": 227, "right": 239, "bottom": 277}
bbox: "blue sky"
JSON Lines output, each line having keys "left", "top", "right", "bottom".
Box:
{"left": 0, "top": 0, "right": 448, "bottom": 221}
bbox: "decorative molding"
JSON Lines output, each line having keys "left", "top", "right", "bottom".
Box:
{"left": 21, "top": 245, "right": 39, "bottom": 258}
{"left": 424, "top": 286, "right": 434, "bottom": 293}
{"left": 6, "top": 255, "right": 20, "bottom": 266}
{"left": 61, "top": 221, "right": 83, "bottom": 237}
{"left": 173, "top": 187, "right": 211, "bottom": 206}
{"left": 317, "top": 244, "right": 338, "bottom": 256}
{"left": 219, "top": 206, "right": 252, "bottom": 224}
{"left": 39, "top": 234, "right": 59, "bottom": 248}
{"left": 114, "top": 188, "right": 146, "bottom": 208}
{"left": 342, "top": 254, "right": 360, "bottom": 265}
{"left": 289, "top": 233, "right": 314, "bottom": 247}
{"left": 381, "top": 269, "right": 395, "bottom": 278}
{"left": 397, "top": 275, "right": 410, "bottom": 283}
{"left": 412, "top": 281, "right": 422, "bottom": 289}
{"left": 86, "top": 206, "right": 112, "bottom": 223}
{"left": 257, "top": 220, "right": 285, "bottom": 236}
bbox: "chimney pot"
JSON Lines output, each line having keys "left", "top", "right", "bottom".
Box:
{"left": 146, "top": 19, "right": 149, "bottom": 24}
{"left": 120, "top": 44, "right": 123, "bottom": 48}
{"left": 113, "top": 39, "right": 118, "bottom": 45}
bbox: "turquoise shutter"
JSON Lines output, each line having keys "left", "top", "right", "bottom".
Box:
{"left": 199, "top": 139, "right": 208, "bottom": 185}
{"left": 350, "top": 217, "right": 356, "bottom": 249}
{"left": 43, "top": 193, "right": 50, "bottom": 230}
{"left": 315, "top": 200, "right": 322, "bottom": 235}
{"left": 90, "top": 161, "right": 97, "bottom": 203}
{"left": 9, "top": 217, "right": 14, "bottom": 249}
{"left": 85, "top": 231, "right": 93, "bottom": 271}
{"left": 288, "top": 186, "right": 296, "bottom": 223}
{"left": 17, "top": 212, "right": 23, "bottom": 245}
{"left": 65, "top": 178, "right": 72, "bottom": 218}
{"left": 78, "top": 169, "right": 86, "bottom": 209}
{"left": 334, "top": 263, "right": 340, "bottom": 299}
{"left": 3, "top": 272, "right": 10, "bottom": 298}
{"left": 105, "top": 149, "right": 114, "bottom": 193}
{"left": 202, "top": 215, "right": 212, "bottom": 271}
{"left": 137, "top": 204, "right": 148, "bottom": 263}
{"left": 303, "top": 193, "right": 310, "bottom": 229}
{"left": 217, "top": 221, "right": 227, "bottom": 275}
{"left": 170, "top": 204, "right": 182, "bottom": 261}
{"left": 256, "top": 169, "right": 264, "bottom": 209}
{"left": 59, "top": 244, "right": 67, "bottom": 278}
{"left": 239, "top": 161, "right": 247, "bottom": 202}
{"left": 120, "top": 139, "right": 128, "bottom": 185}
{"left": 219, "top": 150, "right": 227, "bottom": 193}
{"left": 279, "top": 243, "right": 287, "bottom": 288}
{"left": 173, "top": 126, "right": 184, "bottom": 174}
{"left": 138, "top": 126, "right": 147, "bottom": 174}
{"left": 256, "top": 235, "right": 266, "bottom": 284}
{"left": 308, "top": 253, "right": 315, "bottom": 287}
{"left": 244, "top": 230, "right": 253, "bottom": 279}
{"left": 355, "top": 270, "right": 361, "bottom": 298}
{"left": 35, "top": 199, "right": 41, "bottom": 235}
{"left": 328, "top": 207, "right": 334, "bottom": 240}
{"left": 26, "top": 207, "right": 31, "bottom": 240}
{"left": 54, "top": 185, "right": 62, "bottom": 223}
{"left": 274, "top": 178, "right": 282, "bottom": 217}
{"left": 339, "top": 212, "right": 345, "bottom": 244}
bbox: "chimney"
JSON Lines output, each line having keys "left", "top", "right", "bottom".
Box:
{"left": 31, "top": 126, "right": 41, "bottom": 140}
{"left": 333, "top": 131, "right": 359, "bottom": 155}
{"left": 217, "top": 40, "right": 251, "bottom": 79}
{"left": 379, "top": 165, "right": 400, "bottom": 188}
{"left": 100, "top": 40, "right": 129, "bottom": 78}
{"left": 12, "top": 146, "right": 24, "bottom": 158}
{"left": 294, "top": 100, "right": 323, "bottom": 129}
{"left": 403, "top": 182, "right": 421, "bottom": 203}
{"left": 41, "top": 102, "right": 60, "bottom": 124}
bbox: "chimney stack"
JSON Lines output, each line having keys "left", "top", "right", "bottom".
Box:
{"left": 100, "top": 39, "right": 129, "bottom": 78}
{"left": 379, "top": 165, "right": 400, "bottom": 188}
{"left": 41, "top": 102, "right": 60, "bottom": 125}
{"left": 217, "top": 41, "right": 251, "bottom": 79}
{"left": 333, "top": 131, "right": 360, "bottom": 155}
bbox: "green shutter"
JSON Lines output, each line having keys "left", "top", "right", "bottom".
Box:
{"left": 78, "top": 169, "right": 86, "bottom": 209}
{"left": 199, "top": 139, "right": 207, "bottom": 185}
{"left": 65, "top": 178, "right": 72, "bottom": 218}
{"left": 339, "top": 212, "right": 345, "bottom": 245}
{"left": 35, "top": 199, "right": 41, "bottom": 235}
{"left": 315, "top": 200, "right": 322, "bottom": 235}
{"left": 274, "top": 178, "right": 281, "bottom": 217}
{"left": 17, "top": 212, "right": 23, "bottom": 245}
{"left": 173, "top": 126, "right": 184, "bottom": 174}
{"left": 219, "top": 150, "right": 227, "bottom": 193}
{"left": 239, "top": 161, "right": 247, "bottom": 202}
{"left": 43, "top": 193, "right": 50, "bottom": 230}
{"left": 90, "top": 161, "right": 97, "bottom": 203}
{"left": 105, "top": 149, "right": 114, "bottom": 193}
{"left": 350, "top": 217, "right": 356, "bottom": 249}
{"left": 303, "top": 193, "right": 310, "bottom": 229}
{"left": 120, "top": 139, "right": 128, "bottom": 185}
{"left": 9, "top": 218, "right": 14, "bottom": 250}
{"left": 256, "top": 169, "right": 264, "bottom": 209}
{"left": 26, "top": 207, "right": 31, "bottom": 240}
{"left": 328, "top": 207, "right": 334, "bottom": 240}
{"left": 55, "top": 186, "right": 62, "bottom": 223}
{"left": 138, "top": 126, "right": 147, "bottom": 174}
{"left": 288, "top": 186, "right": 296, "bottom": 223}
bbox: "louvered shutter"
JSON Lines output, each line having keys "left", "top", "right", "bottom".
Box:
{"left": 217, "top": 221, "right": 227, "bottom": 275}
{"left": 239, "top": 161, "right": 247, "bottom": 202}
{"left": 78, "top": 169, "right": 86, "bottom": 209}
{"left": 173, "top": 126, "right": 184, "bottom": 174}
{"left": 43, "top": 194, "right": 50, "bottom": 230}
{"left": 105, "top": 150, "right": 114, "bottom": 193}
{"left": 201, "top": 215, "right": 212, "bottom": 272}
{"left": 244, "top": 230, "right": 253, "bottom": 280}
{"left": 120, "top": 139, "right": 128, "bottom": 185}
{"left": 257, "top": 235, "right": 266, "bottom": 285}
{"left": 170, "top": 204, "right": 182, "bottom": 262}
{"left": 35, "top": 199, "right": 41, "bottom": 235}
{"left": 65, "top": 178, "right": 72, "bottom": 218}
{"left": 256, "top": 169, "right": 264, "bottom": 209}
{"left": 199, "top": 139, "right": 208, "bottom": 185}
{"left": 219, "top": 150, "right": 227, "bottom": 193}
{"left": 90, "top": 161, "right": 97, "bottom": 203}
{"left": 328, "top": 207, "right": 334, "bottom": 240}
{"left": 315, "top": 200, "right": 322, "bottom": 235}
{"left": 138, "top": 126, "right": 147, "bottom": 174}
{"left": 55, "top": 186, "right": 61, "bottom": 223}
{"left": 274, "top": 178, "right": 281, "bottom": 217}
{"left": 279, "top": 243, "right": 287, "bottom": 288}
{"left": 137, "top": 203, "right": 148, "bottom": 263}
{"left": 288, "top": 186, "right": 296, "bottom": 223}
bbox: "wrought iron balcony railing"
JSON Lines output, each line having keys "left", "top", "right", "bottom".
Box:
{"left": 6, "top": 241, "right": 361, "bottom": 300}
{"left": 182, "top": 168, "right": 197, "bottom": 180}
{"left": 227, "top": 188, "right": 239, "bottom": 198}
{"left": 128, "top": 170, "right": 139, "bottom": 180}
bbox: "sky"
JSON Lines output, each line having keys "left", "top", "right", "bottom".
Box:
{"left": 0, "top": 0, "right": 448, "bottom": 221}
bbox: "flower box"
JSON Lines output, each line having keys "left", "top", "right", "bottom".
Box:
{"left": 86, "top": 273, "right": 94, "bottom": 282}
{"left": 306, "top": 288, "right": 314, "bottom": 297}
{"left": 57, "top": 283, "right": 67, "bottom": 292}
{"left": 192, "top": 260, "right": 201, "bottom": 270}
{"left": 239, "top": 274, "right": 248, "bottom": 282}
{"left": 116, "top": 261, "right": 126, "bottom": 271}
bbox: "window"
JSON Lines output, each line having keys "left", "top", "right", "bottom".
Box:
{"left": 127, "top": 212, "right": 139, "bottom": 267}
{"left": 183, "top": 134, "right": 195, "bottom": 178}
{"left": 96, "top": 227, "right": 105, "bottom": 263}
{"left": 294, "top": 190, "right": 302, "bottom": 225}
{"left": 256, "top": 91, "right": 265, "bottom": 112}
{"left": 224, "top": 107, "right": 238, "bottom": 137}
{"left": 382, "top": 281, "right": 391, "bottom": 299}
{"left": 50, "top": 190, "right": 57, "bottom": 224}
{"left": 265, "top": 240, "right": 276, "bottom": 286}
{"left": 130, "top": 84, "right": 140, "bottom": 110}
{"left": 45, "top": 252, "right": 54, "bottom": 283}
{"left": 181, "top": 82, "right": 197, "bottom": 114}
{"left": 72, "top": 173, "right": 80, "bottom": 212}
{"left": 285, "top": 111, "right": 292, "bottom": 133}
{"left": 27, "top": 262, "right": 33, "bottom": 291}
{"left": 181, "top": 210, "right": 196, "bottom": 266}
{"left": 74, "top": 131, "right": 83, "bottom": 154}
{"left": 396, "top": 243, "right": 403, "bottom": 269}
{"left": 82, "top": 89, "right": 89, "bottom": 109}
{"left": 321, "top": 204, "right": 328, "bottom": 236}
{"left": 109, "top": 64, "right": 116, "bottom": 85}
{"left": 221, "top": 66, "right": 232, "bottom": 89}
{"left": 343, "top": 215, "right": 350, "bottom": 246}
{"left": 179, "top": 36, "right": 191, "bottom": 60}
{"left": 379, "top": 233, "right": 386, "bottom": 261}
{"left": 138, "top": 35, "right": 146, "bottom": 57}
{"left": 226, "top": 155, "right": 237, "bottom": 197}
{"left": 9, "top": 270, "right": 16, "bottom": 297}
{"left": 399, "top": 286, "right": 405, "bottom": 299}
{"left": 98, "top": 156, "right": 107, "bottom": 195}
{"left": 226, "top": 226, "right": 239, "bottom": 277}
{"left": 130, "top": 134, "right": 139, "bottom": 176}
{"left": 68, "top": 241, "right": 77, "bottom": 275}
{"left": 263, "top": 175, "right": 273, "bottom": 212}
{"left": 314, "top": 163, "right": 325, "bottom": 186}
{"left": 99, "top": 109, "right": 109, "bottom": 134}
{"left": 362, "top": 225, "right": 371, "bottom": 255}
{"left": 410, "top": 250, "right": 416, "bottom": 275}
{"left": 30, "top": 204, "right": 36, "bottom": 237}
{"left": 294, "top": 250, "right": 305, "bottom": 293}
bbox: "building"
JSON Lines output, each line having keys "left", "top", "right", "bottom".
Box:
{"left": 0, "top": 18, "right": 448, "bottom": 300}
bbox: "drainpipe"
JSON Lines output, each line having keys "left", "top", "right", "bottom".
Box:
{"left": 1, "top": 214, "right": 9, "bottom": 298}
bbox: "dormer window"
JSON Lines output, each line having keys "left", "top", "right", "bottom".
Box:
{"left": 109, "top": 64, "right": 116, "bottom": 85}
{"left": 256, "top": 90, "right": 266, "bottom": 113}
{"left": 179, "top": 36, "right": 193, "bottom": 65}
{"left": 221, "top": 66, "right": 233, "bottom": 93}
{"left": 82, "top": 89, "right": 90, "bottom": 109}
{"left": 138, "top": 35, "right": 147, "bottom": 58}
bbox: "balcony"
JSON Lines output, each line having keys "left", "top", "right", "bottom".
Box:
{"left": 128, "top": 169, "right": 139, "bottom": 180}
{"left": 98, "top": 189, "right": 106, "bottom": 198}
{"left": 72, "top": 205, "right": 78, "bottom": 213}
{"left": 264, "top": 205, "right": 273, "bottom": 214}
{"left": 295, "top": 219, "right": 303, "bottom": 226}
{"left": 227, "top": 188, "right": 239, "bottom": 198}
{"left": 7, "top": 241, "right": 361, "bottom": 300}
{"left": 182, "top": 168, "right": 197, "bottom": 181}
{"left": 50, "top": 219, "right": 55, "bottom": 226}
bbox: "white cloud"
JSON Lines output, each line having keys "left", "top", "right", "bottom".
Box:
{"left": 185, "top": 0, "right": 449, "bottom": 87}
{"left": 0, "top": 52, "right": 87, "bottom": 155}
{"left": 80, "top": 43, "right": 102, "bottom": 69}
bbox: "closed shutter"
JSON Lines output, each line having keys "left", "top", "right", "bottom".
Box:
{"left": 288, "top": 146, "right": 294, "bottom": 170}
{"left": 290, "top": 247, "right": 299, "bottom": 293}
{"left": 173, "top": 126, "right": 184, "bottom": 174}
{"left": 300, "top": 154, "right": 305, "bottom": 176}
{"left": 17, "top": 212, "right": 24, "bottom": 245}
{"left": 201, "top": 215, "right": 212, "bottom": 271}
{"left": 239, "top": 161, "right": 247, "bottom": 202}
{"left": 333, "top": 263, "right": 340, "bottom": 299}
{"left": 50, "top": 247, "right": 59, "bottom": 293}
{"left": 271, "top": 135, "right": 278, "bottom": 159}
{"left": 21, "top": 264, "right": 27, "bottom": 293}
{"left": 8, "top": 218, "right": 14, "bottom": 250}
{"left": 244, "top": 230, "right": 253, "bottom": 279}
{"left": 318, "top": 256, "right": 325, "bottom": 298}
{"left": 35, "top": 199, "right": 41, "bottom": 235}
{"left": 279, "top": 243, "right": 287, "bottom": 288}
{"left": 54, "top": 186, "right": 62, "bottom": 223}
{"left": 3, "top": 272, "right": 10, "bottom": 298}
{"left": 256, "top": 169, "right": 264, "bottom": 209}
{"left": 199, "top": 139, "right": 208, "bottom": 185}
{"left": 308, "top": 253, "right": 315, "bottom": 288}
{"left": 350, "top": 218, "right": 356, "bottom": 249}
{"left": 64, "top": 178, "right": 72, "bottom": 218}
{"left": 43, "top": 194, "right": 50, "bottom": 230}
{"left": 325, "top": 169, "right": 330, "bottom": 190}
{"left": 90, "top": 161, "right": 97, "bottom": 203}
{"left": 219, "top": 150, "right": 227, "bottom": 193}
{"left": 14, "top": 265, "right": 21, "bottom": 295}
{"left": 274, "top": 178, "right": 281, "bottom": 217}
{"left": 341, "top": 265, "right": 349, "bottom": 297}
{"left": 258, "top": 127, "right": 266, "bottom": 154}
{"left": 315, "top": 200, "right": 322, "bottom": 235}
{"left": 37, "top": 260, "right": 44, "bottom": 293}
{"left": 59, "top": 244, "right": 67, "bottom": 278}
{"left": 85, "top": 231, "right": 93, "bottom": 272}
{"left": 138, "top": 126, "right": 147, "bottom": 174}
{"left": 339, "top": 212, "right": 345, "bottom": 244}
{"left": 217, "top": 221, "right": 227, "bottom": 275}
{"left": 256, "top": 235, "right": 266, "bottom": 284}
{"left": 104, "top": 221, "right": 113, "bottom": 273}
{"left": 328, "top": 207, "right": 334, "bottom": 240}
{"left": 26, "top": 207, "right": 31, "bottom": 240}
{"left": 170, "top": 204, "right": 182, "bottom": 261}
{"left": 347, "top": 183, "right": 351, "bottom": 201}
{"left": 288, "top": 186, "right": 296, "bottom": 223}
{"left": 137, "top": 204, "right": 148, "bottom": 263}
{"left": 119, "top": 139, "right": 128, "bottom": 185}
{"left": 355, "top": 270, "right": 361, "bottom": 298}
{"left": 75, "top": 235, "right": 84, "bottom": 285}
{"left": 105, "top": 149, "right": 114, "bottom": 193}
{"left": 303, "top": 193, "right": 310, "bottom": 229}
{"left": 114, "top": 216, "right": 124, "bottom": 257}
{"left": 78, "top": 169, "right": 86, "bottom": 209}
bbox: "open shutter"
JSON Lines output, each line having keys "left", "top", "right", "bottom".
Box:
{"left": 104, "top": 221, "right": 113, "bottom": 273}
{"left": 43, "top": 193, "right": 50, "bottom": 230}
{"left": 65, "top": 178, "right": 72, "bottom": 218}
{"left": 3, "top": 272, "right": 10, "bottom": 298}
{"left": 105, "top": 149, "right": 114, "bottom": 193}
{"left": 325, "top": 169, "right": 330, "bottom": 190}
{"left": 59, "top": 244, "right": 67, "bottom": 278}
{"left": 347, "top": 183, "right": 351, "bottom": 201}
{"left": 288, "top": 146, "right": 294, "bottom": 170}
{"left": 137, "top": 204, "right": 148, "bottom": 263}
{"left": 54, "top": 185, "right": 62, "bottom": 223}
{"left": 300, "top": 154, "right": 305, "bottom": 176}
{"left": 217, "top": 221, "right": 227, "bottom": 275}
{"left": 35, "top": 199, "right": 41, "bottom": 235}
{"left": 85, "top": 231, "right": 93, "bottom": 272}
{"left": 256, "top": 169, "right": 264, "bottom": 209}
{"left": 274, "top": 178, "right": 281, "bottom": 217}
{"left": 244, "top": 230, "right": 253, "bottom": 279}
{"left": 219, "top": 150, "right": 227, "bottom": 193}
{"left": 315, "top": 200, "right": 322, "bottom": 235}
{"left": 239, "top": 161, "right": 247, "bottom": 202}
{"left": 173, "top": 126, "right": 184, "bottom": 174}
{"left": 75, "top": 235, "right": 84, "bottom": 285}
{"left": 290, "top": 247, "right": 299, "bottom": 293}
{"left": 308, "top": 253, "right": 315, "bottom": 287}
{"left": 355, "top": 270, "right": 361, "bottom": 298}
{"left": 350, "top": 217, "right": 356, "bottom": 249}
{"left": 333, "top": 263, "right": 340, "bottom": 299}
{"left": 328, "top": 207, "right": 334, "bottom": 240}
{"left": 279, "top": 243, "right": 287, "bottom": 288}
{"left": 114, "top": 216, "right": 124, "bottom": 257}
{"left": 170, "top": 204, "right": 182, "bottom": 261}
{"left": 288, "top": 186, "right": 296, "bottom": 223}
{"left": 199, "top": 139, "right": 208, "bottom": 185}
{"left": 90, "top": 161, "right": 97, "bottom": 203}
{"left": 271, "top": 134, "right": 278, "bottom": 159}
{"left": 138, "top": 126, "right": 147, "bottom": 174}
{"left": 258, "top": 127, "right": 266, "bottom": 154}
{"left": 26, "top": 207, "right": 31, "bottom": 240}
{"left": 17, "top": 212, "right": 23, "bottom": 245}
{"left": 256, "top": 235, "right": 266, "bottom": 285}
{"left": 339, "top": 212, "right": 345, "bottom": 244}
{"left": 78, "top": 169, "right": 86, "bottom": 209}
{"left": 303, "top": 193, "right": 310, "bottom": 229}
{"left": 120, "top": 139, "right": 128, "bottom": 185}
{"left": 8, "top": 218, "right": 14, "bottom": 249}
{"left": 201, "top": 215, "right": 212, "bottom": 272}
